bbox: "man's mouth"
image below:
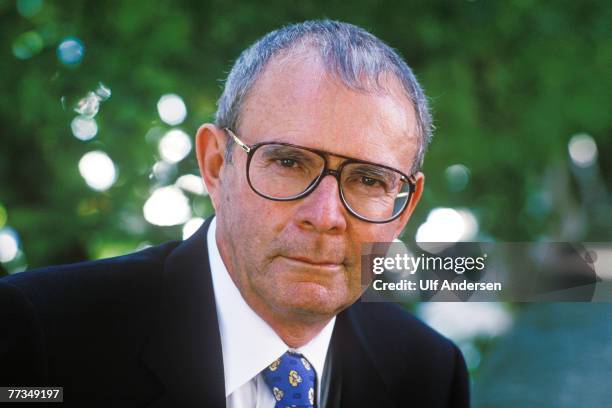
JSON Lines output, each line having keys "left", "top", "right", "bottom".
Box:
{"left": 281, "top": 255, "right": 344, "bottom": 269}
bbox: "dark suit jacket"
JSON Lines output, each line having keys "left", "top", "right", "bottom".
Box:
{"left": 0, "top": 217, "right": 469, "bottom": 407}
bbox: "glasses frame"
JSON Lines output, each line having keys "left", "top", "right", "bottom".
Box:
{"left": 224, "top": 128, "right": 417, "bottom": 224}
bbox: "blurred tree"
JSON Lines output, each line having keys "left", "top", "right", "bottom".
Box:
{"left": 1, "top": 0, "right": 610, "bottom": 273}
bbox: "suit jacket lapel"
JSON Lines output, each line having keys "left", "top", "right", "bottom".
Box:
{"left": 141, "top": 217, "right": 226, "bottom": 407}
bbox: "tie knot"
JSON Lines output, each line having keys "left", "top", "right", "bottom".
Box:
{"left": 262, "top": 351, "right": 316, "bottom": 408}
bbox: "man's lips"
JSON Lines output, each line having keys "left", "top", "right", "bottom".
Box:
{"left": 281, "top": 255, "right": 344, "bottom": 268}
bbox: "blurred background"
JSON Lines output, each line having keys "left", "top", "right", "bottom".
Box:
{"left": 1, "top": 0, "right": 611, "bottom": 406}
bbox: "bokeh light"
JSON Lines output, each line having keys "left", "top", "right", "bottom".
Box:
{"left": 175, "top": 174, "right": 207, "bottom": 195}
{"left": 445, "top": 164, "right": 470, "bottom": 192}
{"left": 143, "top": 186, "right": 191, "bottom": 226}
{"left": 182, "top": 217, "right": 205, "bottom": 240}
{"left": 16, "top": 0, "right": 44, "bottom": 18}
{"left": 157, "top": 94, "right": 187, "bottom": 125}
{"left": 12, "top": 31, "right": 44, "bottom": 59}
{"left": 72, "top": 84, "right": 111, "bottom": 119}
{"left": 0, "top": 227, "right": 20, "bottom": 263}
{"left": 158, "top": 129, "right": 192, "bottom": 163}
{"left": 568, "top": 133, "right": 598, "bottom": 168}
{"left": 94, "top": 83, "right": 112, "bottom": 101}
{"left": 57, "top": 37, "right": 85, "bottom": 65}
{"left": 74, "top": 92, "right": 100, "bottom": 118}
{"left": 152, "top": 160, "right": 177, "bottom": 183}
{"left": 78, "top": 151, "right": 117, "bottom": 191}
{"left": 71, "top": 116, "right": 98, "bottom": 141}
{"left": 418, "top": 303, "right": 512, "bottom": 341}
{"left": 416, "top": 207, "right": 479, "bottom": 243}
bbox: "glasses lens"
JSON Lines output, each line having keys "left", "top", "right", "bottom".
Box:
{"left": 341, "top": 162, "right": 411, "bottom": 221}
{"left": 249, "top": 144, "right": 325, "bottom": 199}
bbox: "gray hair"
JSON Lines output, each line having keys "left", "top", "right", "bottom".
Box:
{"left": 215, "top": 19, "right": 432, "bottom": 174}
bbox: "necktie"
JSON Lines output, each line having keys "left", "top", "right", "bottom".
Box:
{"left": 262, "top": 351, "right": 317, "bottom": 408}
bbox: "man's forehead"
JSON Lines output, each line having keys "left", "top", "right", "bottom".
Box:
{"left": 238, "top": 52, "right": 419, "bottom": 172}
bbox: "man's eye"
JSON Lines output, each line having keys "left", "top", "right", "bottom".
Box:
{"left": 361, "top": 176, "right": 378, "bottom": 186}
{"left": 277, "top": 158, "right": 298, "bottom": 168}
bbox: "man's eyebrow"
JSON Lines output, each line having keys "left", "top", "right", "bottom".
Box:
{"left": 259, "top": 145, "right": 318, "bottom": 161}
{"left": 348, "top": 164, "right": 396, "bottom": 178}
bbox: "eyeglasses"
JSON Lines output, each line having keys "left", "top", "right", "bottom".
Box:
{"left": 224, "top": 128, "right": 416, "bottom": 224}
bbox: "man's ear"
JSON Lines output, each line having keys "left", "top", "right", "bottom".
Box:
{"left": 195, "top": 124, "right": 227, "bottom": 211}
{"left": 392, "top": 171, "right": 424, "bottom": 239}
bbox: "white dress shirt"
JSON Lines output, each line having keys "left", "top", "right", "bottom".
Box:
{"left": 207, "top": 217, "right": 336, "bottom": 408}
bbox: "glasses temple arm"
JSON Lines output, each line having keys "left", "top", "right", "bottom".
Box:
{"left": 224, "top": 128, "right": 251, "bottom": 153}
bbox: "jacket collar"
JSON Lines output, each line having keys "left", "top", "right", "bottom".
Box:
{"left": 141, "top": 216, "right": 226, "bottom": 407}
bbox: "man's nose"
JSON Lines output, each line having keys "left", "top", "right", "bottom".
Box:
{"left": 294, "top": 174, "right": 348, "bottom": 234}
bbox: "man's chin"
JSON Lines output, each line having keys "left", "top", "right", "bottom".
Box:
{"left": 271, "top": 281, "right": 352, "bottom": 318}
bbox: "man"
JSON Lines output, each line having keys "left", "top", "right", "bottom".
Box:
{"left": 1, "top": 20, "right": 469, "bottom": 407}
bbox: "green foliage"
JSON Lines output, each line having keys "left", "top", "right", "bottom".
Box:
{"left": 1, "top": 0, "right": 611, "bottom": 272}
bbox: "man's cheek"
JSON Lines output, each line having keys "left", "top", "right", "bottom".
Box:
{"left": 364, "top": 227, "right": 397, "bottom": 243}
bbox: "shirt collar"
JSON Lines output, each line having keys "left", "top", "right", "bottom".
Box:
{"left": 207, "top": 217, "right": 336, "bottom": 397}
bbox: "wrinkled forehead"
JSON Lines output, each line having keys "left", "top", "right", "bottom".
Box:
{"left": 237, "top": 49, "right": 420, "bottom": 173}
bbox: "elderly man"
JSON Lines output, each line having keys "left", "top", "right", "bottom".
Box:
{"left": 0, "top": 20, "right": 469, "bottom": 407}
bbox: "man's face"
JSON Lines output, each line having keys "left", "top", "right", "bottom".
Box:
{"left": 209, "top": 52, "right": 422, "bottom": 321}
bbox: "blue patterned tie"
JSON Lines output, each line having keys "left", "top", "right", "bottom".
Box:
{"left": 262, "top": 351, "right": 317, "bottom": 408}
